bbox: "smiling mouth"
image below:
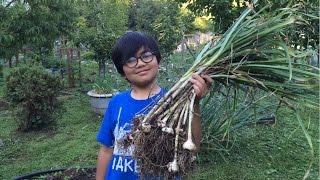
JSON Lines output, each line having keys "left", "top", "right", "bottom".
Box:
{"left": 136, "top": 69, "right": 150, "bottom": 74}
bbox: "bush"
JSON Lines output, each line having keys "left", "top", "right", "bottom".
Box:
{"left": 42, "top": 56, "right": 66, "bottom": 69}
{"left": 5, "top": 64, "right": 62, "bottom": 131}
{"left": 81, "top": 51, "right": 95, "bottom": 61}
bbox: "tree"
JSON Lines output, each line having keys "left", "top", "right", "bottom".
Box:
{"left": 129, "top": 0, "right": 193, "bottom": 56}
{"left": 23, "top": 0, "right": 76, "bottom": 54}
{"left": 0, "top": 3, "right": 26, "bottom": 67}
{"left": 0, "top": 0, "right": 77, "bottom": 66}
{"left": 175, "top": 0, "right": 319, "bottom": 49}
{"left": 175, "top": 0, "right": 243, "bottom": 33}
{"left": 73, "top": 0, "right": 129, "bottom": 77}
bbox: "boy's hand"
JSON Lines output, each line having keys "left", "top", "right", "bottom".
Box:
{"left": 189, "top": 73, "right": 213, "bottom": 100}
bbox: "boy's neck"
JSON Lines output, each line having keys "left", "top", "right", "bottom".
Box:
{"left": 131, "top": 82, "right": 161, "bottom": 100}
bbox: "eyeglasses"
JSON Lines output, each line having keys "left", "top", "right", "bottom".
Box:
{"left": 125, "top": 51, "right": 155, "bottom": 68}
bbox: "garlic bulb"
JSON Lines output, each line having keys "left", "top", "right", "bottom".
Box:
{"left": 168, "top": 159, "right": 179, "bottom": 172}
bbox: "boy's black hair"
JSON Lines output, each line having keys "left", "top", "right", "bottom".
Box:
{"left": 111, "top": 31, "right": 161, "bottom": 76}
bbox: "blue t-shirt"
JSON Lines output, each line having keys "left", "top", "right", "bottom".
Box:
{"left": 97, "top": 88, "right": 166, "bottom": 180}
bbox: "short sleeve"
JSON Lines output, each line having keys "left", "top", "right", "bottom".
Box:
{"left": 96, "top": 98, "right": 116, "bottom": 147}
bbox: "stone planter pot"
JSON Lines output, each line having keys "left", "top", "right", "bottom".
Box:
{"left": 87, "top": 90, "right": 113, "bottom": 115}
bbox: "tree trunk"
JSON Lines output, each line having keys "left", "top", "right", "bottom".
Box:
{"left": 8, "top": 57, "right": 12, "bottom": 68}
{"left": 59, "top": 48, "right": 62, "bottom": 59}
{"left": 103, "top": 60, "right": 106, "bottom": 77}
{"left": 77, "top": 48, "right": 82, "bottom": 87}
{"left": 39, "top": 48, "right": 43, "bottom": 64}
{"left": 59, "top": 48, "right": 64, "bottom": 80}
{"left": 15, "top": 53, "right": 19, "bottom": 66}
{"left": 66, "top": 49, "right": 74, "bottom": 88}
{"left": 0, "top": 63, "right": 3, "bottom": 79}
{"left": 70, "top": 48, "right": 74, "bottom": 60}
{"left": 98, "top": 60, "right": 106, "bottom": 77}
{"left": 71, "top": 49, "right": 75, "bottom": 84}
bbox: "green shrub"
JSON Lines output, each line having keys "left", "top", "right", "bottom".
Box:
{"left": 5, "top": 64, "right": 62, "bottom": 131}
{"left": 42, "top": 56, "right": 66, "bottom": 69}
{"left": 81, "top": 51, "right": 95, "bottom": 61}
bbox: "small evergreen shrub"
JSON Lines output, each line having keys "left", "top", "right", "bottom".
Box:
{"left": 5, "top": 64, "right": 62, "bottom": 131}
{"left": 81, "top": 51, "right": 95, "bottom": 61}
{"left": 42, "top": 56, "right": 66, "bottom": 69}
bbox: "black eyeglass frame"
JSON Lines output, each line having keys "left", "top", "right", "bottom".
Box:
{"left": 124, "top": 51, "right": 155, "bottom": 68}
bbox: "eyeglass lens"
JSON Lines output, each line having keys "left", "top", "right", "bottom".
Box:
{"left": 126, "top": 52, "right": 154, "bottom": 68}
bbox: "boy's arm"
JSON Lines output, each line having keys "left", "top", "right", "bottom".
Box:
{"left": 96, "top": 146, "right": 113, "bottom": 180}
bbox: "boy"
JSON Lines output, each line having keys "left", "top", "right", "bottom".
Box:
{"left": 96, "top": 31, "right": 212, "bottom": 180}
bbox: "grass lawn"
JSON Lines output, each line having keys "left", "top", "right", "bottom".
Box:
{"left": 0, "top": 76, "right": 319, "bottom": 179}
{"left": 0, "top": 89, "right": 100, "bottom": 179}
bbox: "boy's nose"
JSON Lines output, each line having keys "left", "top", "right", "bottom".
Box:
{"left": 136, "top": 57, "right": 146, "bottom": 67}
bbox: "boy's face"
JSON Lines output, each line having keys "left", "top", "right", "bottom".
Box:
{"left": 123, "top": 47, "right": 159, "bottom": 87}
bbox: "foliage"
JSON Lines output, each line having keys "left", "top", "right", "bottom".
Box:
{"left": 273, "top": 1, "right": 319, "bottom": 49}
{"left": 175, "top": 0, "right": 243, "bottom": 33}
{"left": 81, "top": 51, "right": 95, "bottom": 61}
{"left": 129, "top": 0, "right": 192, "bottom": 55}
{"left": 0, "top": 3, "right": 25, "bottom": 62}
{"left": 153, "top": 1, "right": 184, "bottom": 55}
{"left": 195, "top": 107, "right": 319, "bottom": 179}
{"left": 73, "top": 0, "right": 129, "bottom": 76}
{"left": 93, "top": 74, "right": 128, "bottom": 94}
{"left": 0, "top": 0, "right": 77, "bottom": 61}
{"left": 200, "top": 86, "right": 278, "bottom": 148}
{"left": 193, "top": 16, "right": 214, "bottom": 32}
{"left": 93, "top": 76, "right": 118, "bottom": 94}
{"left": 80, "top": 60, "right": 99, "bottom": 84}
{"left": 4, "top": 63, "right": 62, "bottom": 131}
{"left": 158, "top": 52, "right": 196, "bottom": 89}
{"left": 22, "top": 0, "right": 76, "bottom": 52}
{"left": 178, "top": 6, "right": 196, "bottom": 34}
{"left": 42, "top": 55, "right": 66, "bottom": 69}
{"left": 175, "top": 0, "right": 319, "bottom": 49}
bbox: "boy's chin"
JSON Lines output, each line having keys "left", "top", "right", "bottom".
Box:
{"left": 132, "top": 79, "right": 156, "bottom": 88}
